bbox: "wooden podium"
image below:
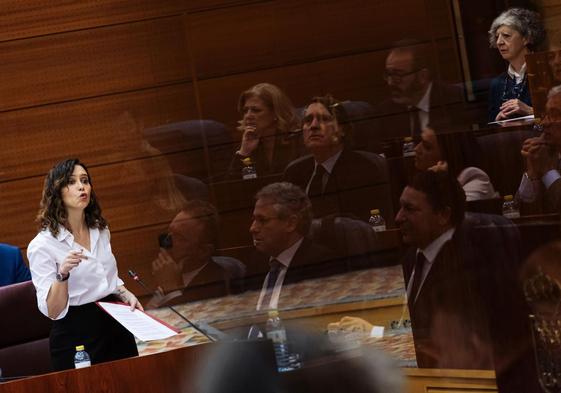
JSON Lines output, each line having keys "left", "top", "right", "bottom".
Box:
{"left": 0, "top": 340, "right": 497, "bottom": 393}
{"left": 0, "top": 341, "right": 275, "bottom": 393}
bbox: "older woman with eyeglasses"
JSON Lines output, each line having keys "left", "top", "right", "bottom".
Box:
{"left": 488, "top": 8, "right": 546, "bottom": 122}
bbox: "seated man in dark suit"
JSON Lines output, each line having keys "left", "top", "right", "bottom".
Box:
{"left": 250, "top": 182, "right": 336, "bottom": 311}
{"left": 0, "top": 243, "right": 31, "bottom": 287}
{"left": 147, "top": 200, "right": 245, "bottom": 307}
{"left": 331, "top": 171, "right": 492, "bottom": 368}
{"left": 329, "top": 171, "right": 540, "bottom": 391}
{"left": 354, "top": 40, "right": 472, "bottom": 153}
{"left": 283, "top": 95, "right": 393, "bottom": 223}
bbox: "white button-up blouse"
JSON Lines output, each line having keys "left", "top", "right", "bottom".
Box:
{"left": 28, "top": 226, "right": 124, "bottom": 320}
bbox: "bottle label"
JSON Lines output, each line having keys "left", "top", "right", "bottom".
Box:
{"left": 75, "top": 361, "right": 91, "bottom": 369}
{"left": 372, "top": 225, "right": 386, "bottom": 232}
{"left": 242, "top": 173, "right": 258, "bottom": 180}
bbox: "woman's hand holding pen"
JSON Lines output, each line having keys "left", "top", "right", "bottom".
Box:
{"left": 59, "top": 249, "right": 87, "bottom": 276}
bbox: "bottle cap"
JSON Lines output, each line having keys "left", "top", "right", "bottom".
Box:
{"left": 504, "top": 195, "right": 513, "bottom": 201}
{"left": 267, "top": 309, "right": 279, "bottom": 318}
{"left": 242, "top": 157, "right": 253, "bottom": 165}
{"left": 76, "top": 345, "right": 85, "bottom": 351}
{"left": 404, "top": 137, "right": 413, "bottom": 142}
{"left": 370, "top": 209, "right": 380, "bottom": 215}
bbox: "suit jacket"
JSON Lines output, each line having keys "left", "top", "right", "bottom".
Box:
{"left": 353, "top": 81, "right": 471, "bottom": 153}
{"left": 404, "top": 213, "right": 540, "bottom": 392}
{"left": 0, "top": 243, "right": 31, "bottom": 287}
{"left": 283, "top": 148, "right": 393, "bottom": 223}
{"left": 402, "top": 220, "right": 493, "bottom": 370}
{"left": 251, "top": 237, "right": 339, "bottom": 290}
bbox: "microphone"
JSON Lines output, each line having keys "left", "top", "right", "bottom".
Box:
{"left": 127, "top": 269, "right": 218, "bottom": 342}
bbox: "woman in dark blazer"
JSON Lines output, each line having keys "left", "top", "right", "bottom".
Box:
{"left": 488, "top": 8, "right": 545, "bottom": 122}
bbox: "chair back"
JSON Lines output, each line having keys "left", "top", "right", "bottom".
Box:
{"left": 0, "top": 280, "right": 52, "bottom": 378}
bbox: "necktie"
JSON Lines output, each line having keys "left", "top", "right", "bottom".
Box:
{"left": 261, "top": 259, "right": 282, "bottom": 310}
{"left": 409, "top": 252, "right": 426, "bottom": 307}
{"left": 308, "top": 165, "right": 326, "bottom": 197}
{"left": 408, "top": 106, "right": 422, "bottom": 136}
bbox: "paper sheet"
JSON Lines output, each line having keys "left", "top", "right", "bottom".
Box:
{"left": 488, "top": 114, "right": 535, "bottom": 125}
{"left": 97, "top": 302, "right": 179, "bottom": 341}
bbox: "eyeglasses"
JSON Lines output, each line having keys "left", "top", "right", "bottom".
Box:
{"left": 302, "top": 114, "right": 335, "bottom": 126}
{"left": 383, "top": 69, "right": 422, "bottom": 83}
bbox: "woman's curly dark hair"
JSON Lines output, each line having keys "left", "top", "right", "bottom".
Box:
{"left": 36, "top": 158, "right": 107, "bottom": 236}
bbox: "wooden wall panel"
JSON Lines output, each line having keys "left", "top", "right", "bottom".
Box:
{"left": 0, "top": 0, "right": 254, "bottom": 42}
{"left": 0, "top": 15, "right": 190, "bottom": 111}
{"left": 0, "top": 151, "right": 201, "bottom": 248}
{"left": 188, "top": 0, "right": 454, "bottom": 79}
{"left": 1, "top": 83, "right": 198, "bottom": 182}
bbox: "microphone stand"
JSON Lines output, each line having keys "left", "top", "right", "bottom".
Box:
{"left": 127, "top": 270, "right": 217, "bottom": 342}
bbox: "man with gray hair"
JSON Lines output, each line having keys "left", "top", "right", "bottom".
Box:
{"left": 250, "top": 182, "right": 335, "bottom": 311}
{"left": 517, "top": 86, "right": 561, "bottom": 212}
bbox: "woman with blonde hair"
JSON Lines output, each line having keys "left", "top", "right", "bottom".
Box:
{"left": 228, "top": 83, "right": 300, "bottom": 178}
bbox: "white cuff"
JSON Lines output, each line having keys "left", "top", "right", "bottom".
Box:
{"left": 543, "top": 169, "right": 561, "bottom": 189}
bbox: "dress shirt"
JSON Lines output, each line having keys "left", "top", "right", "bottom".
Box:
{"left": 507, "top": 63, "right": 527, "bottom": 85}
{"left": 28, "top": 226, "right": 124, "bottom": 320}
{"left": 304, "top": 149, "right": 343, "bottom": 194}
{"left": 406, "top": 227, "right": 455, "bottom": 303}
{"left": 416, "top": 82, "right": 432, "bottom": 130}
{"left": 256, "top": 237, "right": 303, "bottom": 311}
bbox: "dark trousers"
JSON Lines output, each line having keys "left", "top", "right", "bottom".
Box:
{"left": 50, "top": 296, "right": 138, "bottom": 371}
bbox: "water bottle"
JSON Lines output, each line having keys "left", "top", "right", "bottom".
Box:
{"left": 402, "top": 137, "right": 415, "bottom": 157}
{"left": 241, "top": 157, "right": 257, "bottom": 180}
{"left": 265, "top": 309, "right": 294, "bottom": 372}
{"left": 369, "top": 209, "right": 386, "bottom": 232}
{"left": 502, "top": 195, "right": 520, "bottom": 219}
{"left": 74, "top": 345, "right": 91, "bottom": 369}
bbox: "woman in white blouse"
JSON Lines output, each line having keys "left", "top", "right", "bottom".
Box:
{"left": 28, "top": 158, "right": 142, "bottom": 371}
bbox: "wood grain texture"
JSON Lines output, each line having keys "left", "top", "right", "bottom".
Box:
{"left": 0, "top": 343, "right": 220, "bottom": 393}
{"left": 1, "top": 152, "right": 201, "bottom": 248}
{"left": 0, "top": 83, "right": 199, "bottom": 182}
{"left": 0, "top": 0, "right": 255, "bottom": 42}
{"left": 0, "top": 15, "right": 190, "bottom": 111}
{"left": 188, "top": 0, "right": 454, "bottom": 79}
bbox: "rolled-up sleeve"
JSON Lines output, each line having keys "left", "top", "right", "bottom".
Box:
{"left": 28, "top": 242, "right": 70, "bottom": 319}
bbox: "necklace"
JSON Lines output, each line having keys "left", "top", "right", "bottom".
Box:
{"left": 501, "top": 72, "right": 527, "bottom": 103}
